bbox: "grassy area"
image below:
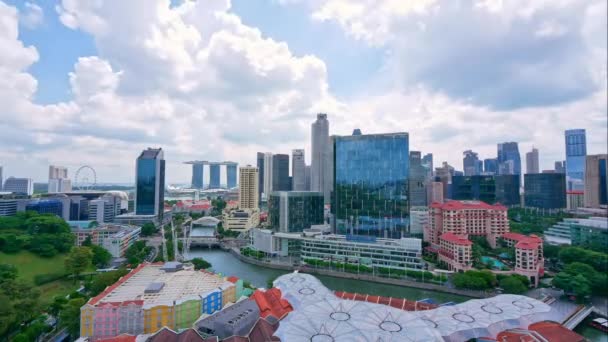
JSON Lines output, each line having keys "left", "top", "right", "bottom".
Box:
{"left": 0, "top": 251, "right": 68, "bottom": 284}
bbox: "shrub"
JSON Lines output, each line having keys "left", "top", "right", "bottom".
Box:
{"left": 34, "top": 272, "right": 68, "bottom": 286}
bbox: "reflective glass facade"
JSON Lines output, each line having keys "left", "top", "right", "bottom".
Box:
{"left": 565, "top": 129, "right": 586, "bottom": 182}
{"left": 333, "top": 133, "right": 409, "bottom": 239}
{"left": 600, "top": 159, "right": 607, "bottom": 205}
{"left": 26, "top": 200, "right": 63, "bottom": 217}
{"left": 272, "top": 154, "right": 291, "bottom": 191}
{"left": 497, "top": 142, "right": 521, "bottom": 175}
{"left": 192, "top": 164, "right": 204, "bottom": 189}
{"left": 268, "top": 191, "right": 324, "bottom": 232}
{"left": 226, "top": 164, "right": 237, "bottom": 189}
{"left": 524, "top": 173, "right": 566, "bottom": 209}
{"left": 452, "top": 175, "right": 520, "bottom": 206}
{"left": 136, "top": 149, "right": 165, "bottom": 216}
{"left": 256, "top": 152, "right": 265, "bottom": 201}
{"left": 209, "top": 164, "right": 220, "bottom": 189}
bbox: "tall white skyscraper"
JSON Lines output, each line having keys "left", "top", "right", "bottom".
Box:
{"left": 48, "top": 165, "right": 72, "bottom": 193}
{"left": 239, "top": 165, "right": 259, "bottom": 209}
{"left": 311, "top": 113, "right": 332, "bottom": 203}
{"left": 525, "top": 148, "right": 540, "bottom": 174}
{"left": 291, "top": 149, "right": 306, "bottom": 191}
{"left": 263, "top": 152, "right": 273, "bottom": 200}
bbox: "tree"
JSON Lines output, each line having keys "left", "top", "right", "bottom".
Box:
{"left": 87, "top": 269, "right": 129, "bottom": 295}
{"left": 60, "top": 298, "right": 85, "bottom": 337}
{"left": 190, "top": 258, "right": 212, "bottom": 270}
{"left": 65, "top": 247, "right": 93, "bottom": 280}
{"left": 48, "top": 296, "right": 68, "bottom": 317}
{"left": 499, "top": 276, "right": 527, "bottom": 294}
{"left": 25, "top": 215, "right": 70, "bottom": 234}
{"left": 125, "top": 241, "right": 150, "bottom": 265}
{"left": 0, "top": 264, "right": 17, "bottom": 281}
{"left": 82, "top": 235, "right": 93, "bottom": 247}
{"left": 91, "top": 245, "right": 113, "bottom": 268}
{"left": 140, "top": 223, "right": 157, "bottom": 237}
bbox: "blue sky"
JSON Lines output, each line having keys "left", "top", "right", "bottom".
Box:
{"left": 0, "top": 0, "right": 606, "bottom": 183}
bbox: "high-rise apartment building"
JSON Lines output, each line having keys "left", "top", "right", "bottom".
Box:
{"left": 3, "top": 177, "right": 33, "bottom": 195}
{"left": 48, "top": 165, "right": 72, "bottom": 193}
{"left": 256, "top": 152, "right": 265, "bottom": 201}
{"left": 263, "top": 153, "right": 273, "bottom": 199}
{"left": 409, "top": 151, "right": 427, "bottom": 206}
{"left": 272, "top": 154, "right": 290, "bottom": 191}
{"left": 238, "top": 166, "right": 259, "bottom": 210}
{"left": 584, "top": 154, "right": 608, "bottom": 208}
{"left": 311, "top": 113, "right": 332, "bottom": 203}
{"left": 463, "top": 150, "right": 481, "bottom": 176}
{"left": 484, "top": 158, "right": 498, "bottom": 175}
{"left": 525, "top": 148, "right": 539, "bottom": 174}
{"left": 135, "top": 148, "right": 165, "bottom": 216}
{"left": 497, "top": 142, "right": 521, "bottom": 176}
{"left": 565, "top": 129, "right": 586, "bottom": 189}
{"left": 524, "top": 173, "right": 566, "bottom": 209}
{"left": 291, "top": 149, "right": 306, "bottom": 191}
{"left": 333, "top": 131, "right": 409, "bottom": 239}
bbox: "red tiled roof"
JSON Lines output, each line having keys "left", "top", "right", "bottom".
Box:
{"left": 431, "top": 200, "right": 507, "bottom": 211}
{"left": 439, "top": 232, "right": 473, "bottom": 246}
{"left": 89, "top": 263, "right": 149, "bottom": 305}
{"left": 227, "top": 276, "right": 239, "bottom": 284}
{"left": 250, "top": 288, "right": 293, "bottom": 319}
{"left": 501, "top": 232, "right": 528, "bottom": 241}
{"left": 190, "top": 204, "right": 211, "bottom": 210}
{"left": 502, "top": 233, "right": 542, "bottom": 250}
{"left": 496, "top": 321, "right": 585, "bottom": 342}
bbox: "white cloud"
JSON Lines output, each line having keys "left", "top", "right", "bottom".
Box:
{"left": 20, "top": 2, "right": 43, "bottom": 29}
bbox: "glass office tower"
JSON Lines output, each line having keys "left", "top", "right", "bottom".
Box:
{"left": 565, "top": 129, "right": 586, "bottom": 189}
{"left": 268, "top": 191, "right": 324, "bottom": 233}
{"left": 135, "top": 148, "right": 165, "bottom": 216}
{"left": 524, "top": 173, "right": 566, "bottom": 209}
{"left": 333, "top": 132, "right": 409, "bottom": 239}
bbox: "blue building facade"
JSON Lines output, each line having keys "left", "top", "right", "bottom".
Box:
{"left": 209, "top": 164, "right": 221, "bottom": 189}
{"left": 202, "top": 289, "right": 223, "bottom": 314}
{"left": 497, "top": 142, "right": 521, "bottom": 175}
{"left": 26, "top": 199, "right": 63, "bottom": 217}
{"left": 332, "top": 132, "right": 409, "bottom": 239}
{"left": 565, "top": 129, "right": 586, "bottom": 189}
{"left": 524, "top": 173, "right": 566, "bottom": 209}
{"left": 192, "top": 163, "right": 204, "bottom": 189}
{"left": 484, "top": 158, "right": 498, "bottom": 174}
{"left": 226, "top": 164, "right": 237, "bottom": 189}
{"left": 135, "top": 148, "right": 165, "bottom": 216}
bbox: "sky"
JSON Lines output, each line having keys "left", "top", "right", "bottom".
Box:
{"left": 0, "top": 0, "right": 606, "bottom": 184}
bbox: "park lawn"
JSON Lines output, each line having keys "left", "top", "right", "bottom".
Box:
{"left": 0, "top": 251, "right": 68, "bottom": 284}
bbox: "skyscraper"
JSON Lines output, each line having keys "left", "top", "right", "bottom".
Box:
{"left": 48, "top": 165, "right": 72, "bottom": 193}
{"left": 263, "top": 153, "right": 273, "bottom": 199}
{"left": 554, "top": 161, "right": 565, "bottom": 173}
{"left": 525, "top": 148, "right": 540, "bottom": 174}
{"left": 238, "top": 165, "right": 259, "bottom": 210}
{"left": 484, "top": 158, "right": 498, "bottom": 175}
{"left": 272, "top": 154, "right": 290, "bottom": 191}
{"left": 256, "top": 152, "right": 265, "bottom": 201}
{"left": 191, "top": 163, "right": 204, "bottom": 189}
{"left": 311, "top": 113, "right": 331, "bottom": 203}
{"left": 209, "top": 163, "right": 221, "bottom": 189}
{"left": 409, "top": 151, "right": 427, "bottom": 206}
{"left": 304, "top": 165, "right": 312, "bottom": 191}
{"left": 0, "top": 166, "right": 3, "bottom": 191}
{"left": 135, "top": 148, "right": 165, "bottom": 216}
{"left": 291, "top": 149, "right": 306, "bottom": 191}
{"left": 565, "top": 129, "right": 587, "bottom": 189}
{"left": 524, "top": 173, "right": 566, "bottom": 209}
{"left": 333, "top": 131, "right": 409, "bottom": 239}
{"left": 463, "top": 150, "right": 481, "bottom": 176}
{"left": 422, "top": 153, "right": 433, "bottom": 177}
{"left": 435, "top": 162, "right": 455, "bottom": 199}
{"left": 584, "top": 154, "right": 608, "bottom": 208}
{"left": 497, "top": 142, "right": 521, "bottom": 175}
{"left": 226, "top": 163, "right": 238, "bottom": 189}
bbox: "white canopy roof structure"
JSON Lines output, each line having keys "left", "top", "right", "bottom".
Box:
{"left": 273, "top": 272, "right": 552, "bottom": 342}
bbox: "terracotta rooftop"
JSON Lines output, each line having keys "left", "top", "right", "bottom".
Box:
{"left": 502, "top": 233, "right": 542, "bottom": 250}
{"left": 439, "top": 232, "right": 473, "bottom": 246}
{"left": 227, "top": 276, "right": 239, "bottom": 284}
{"left": 496, "top": 321, "right": 585, "bottom": 342}
{"left": 250, "top": 288, "right": 293, "bottom": 320}
{"left": 431, "top": 200, "right": 507, "bottom": 211}
{"left": 334, "top": 291, "right": 438, "bottom": 311}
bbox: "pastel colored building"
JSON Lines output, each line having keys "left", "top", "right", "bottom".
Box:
{"left": 437, "top": 232, "right": 473, "bottom": 272}
{"left": 227, "top": 276, "right": 244, "bottom": 299}
{"left": 501, "top": 233, "right": 544, "bottom": 286}
{"left": 426, "top": 200, "right": 509, "bottom": 248}
{"left": 80, "top": 263, "right": 236, "bottom": 341}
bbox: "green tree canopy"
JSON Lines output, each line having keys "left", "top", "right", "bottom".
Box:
{"left": 91, "top": 245, "right": 113, "bottom": 268}
{"left": 65, "top": 247, "right": 93, "bottom": 280}
{"left": 190, "top": 258, "right": 212, "bottom": 270}
{"left": 60, "top": 298, "right": 86, "bottom": 336}
{"left": 499, "top": 276, "right": 528, "bottom": 294}
{"left": 25, "top": 215, "right": 70, "bottom": 234}
{"left": 140, "top": 223, "right": 158, "bottom": 237}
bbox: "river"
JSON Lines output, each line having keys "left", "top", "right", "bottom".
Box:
{"left": 188, "top": 248, "right": 470, "bottom": 304}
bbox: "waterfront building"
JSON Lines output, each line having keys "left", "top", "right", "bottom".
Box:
{"left": 268, "top": 191, "right": 324, "bottom": 233}
{"left": 497, "top": 142, "right": 521, "bottom": 176}
{"left": 333, "top": 131, "right": 409, "bottom": 239}
{"left": 545, "top": 217, "right": 608, "bottom": 248}
{"left": 71, "top": 223, "right": 141, "bottom": 257}
{"left": 191, "top": 162, "right": 204, "bottom": 189}
{"left": 209, "top": 163, "right": 220, "bottom": 189}
{"left": 223, "top": 209, "right": 259, "bottom": 231}
{"left": 238, "top": 166, "right": 259, "bottom": 210}
{"left": 565, "top": 129, "right": 587, "bottom": 189}
{"left": 226, "top": 163, "right": 237, "bottom": 189}
{"left": 26, "top": 199, "right": 64, "bottom": 217}
{"left": 484, "top": 158, "right": 498, "bottom": 175}
{"left": 409, "top": 151, "right": 428, "bottom": 206}
{"left": 256, "top": 152, "right": 265, "bottom": 201}
{"left": 524, "top": 173, "right": 566, "bottom": 209}
{"left": 271, "top": 154, "right": 290, "bottom": 191}
{"left": 525, "top": 148, "right": 540, "bottom": 174}
{"left": 3, "top": 177, "right": 33, "bottom": 195}
{"left": 452, "top": 175, "right": 520, "bottom": 206}
{"left": 263, "top": 153, "right": 273, "bottom": 199}
{"left": 291, "top": 149, "right": 306, "bottom": 191}
{"left": 135, "top": 148, "right": 165, "bottom": 217}
{"left": 584, "top": 154, "right": 608, "bottom": 208}
{"left": 500, "top": 233, "right": 544, "bottom": 286}
{"left": 437, "top": 232, "right": 472, "bottom": 272}
{"left": 463, "top": 150, "right": 481, "bottom": 176}
{"left": 425, "top": 200, "right": 509, "bottom": 248}
{"left": 80, "top": 263, "right": 236, "bottom": 340}
{"left": 409, "top": 206, "right": 428, "bottom": 235}
{"left": 566, "top": 190, "right": 585, "bottom": 210}
{"left": 251, "top": 228, "right": 424, "bottom": 271}
{"left": 311, "top": 113, "right": 332, "bottom": 203}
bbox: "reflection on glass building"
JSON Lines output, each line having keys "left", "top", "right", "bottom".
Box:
{"left": 524, "top": 173, "right": 566, "bottom": 209}
{"left": 268, "top": 191, "right": 324, "bottom": 233}
{"left": 135, "top": 148, "right": 165, "bottom": 216}
{"left": 332, "top": 132, "right": 409, "bottom": 239}
{"left": 452, "top": 175, "right": 520, "bottom": 206}
{"left": 565, "top": 129, "right": 587, "bottom": 189}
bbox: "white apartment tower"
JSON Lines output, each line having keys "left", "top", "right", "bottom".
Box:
{"left": 292, "top": 149, "right": 306, "bottom": 191}
{"left": 239, "top": 166, "right": 259, "bottom": 209}
{"left": 48, "top": 165, "right": 72, "bottom": 193}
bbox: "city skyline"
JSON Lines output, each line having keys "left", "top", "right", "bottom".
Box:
{"left": 0, "top": 0, "right": 606, "bottom": 183}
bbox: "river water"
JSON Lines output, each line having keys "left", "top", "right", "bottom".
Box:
{"left": 188, "top": 248, "right": 470, "bottom": 303}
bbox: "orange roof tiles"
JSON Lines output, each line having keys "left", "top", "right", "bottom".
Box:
{"left": 440, "top": 232, "right": 473, "bottom": 245}
{"left": 496, "top": 321, "right": 585, "bottom": 342}
{"left": 89, "top": 263, "right": 149, "bottom": 305}
{"left": 431, "top": 200, "right": 507, "bottom": 211}
{"left": 227, "top": 276, "right": 239, "bottom": 284}
{"left": 250, "top": 288, "right": 293, "bottom": 320}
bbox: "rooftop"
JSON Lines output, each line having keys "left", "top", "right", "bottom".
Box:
{"left": 440, "top": 233, "right": 473, "bottom": 246}
{"left": 431, "top": 200, "right": 507, "bottom": 211}
{"left": 250, "top": 288, "right": 293, "bottom": 320}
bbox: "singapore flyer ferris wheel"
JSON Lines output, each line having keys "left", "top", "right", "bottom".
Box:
{"left": 74, "top": 165, "right": 97, "bottom": 191}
